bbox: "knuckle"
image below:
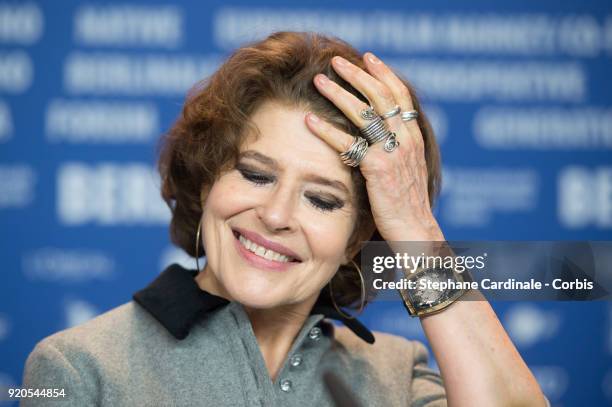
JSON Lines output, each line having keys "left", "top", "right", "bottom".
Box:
{"left": 414, "top": 137, "right": 425, "bottom": 152}
{"left": 404, "top": 144, "right": 421, "bottom": 163}
{"left": 367, "top": 154, "right": 392, "bottom": 174}
{"left": 399, "top": 86, "right": 413, "bottom": 101}
{"left": 342, "top": 137, "right": 355, "bottom": 152}
{"left": 397, "top": 144, "right": 411, "bottom": 161}
{"left": 378, "top": 85, "right": 394, "bottom": 103}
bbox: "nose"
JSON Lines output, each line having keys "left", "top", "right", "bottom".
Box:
{"left": 255, "top": 183, "right": 298, "bottom": 232}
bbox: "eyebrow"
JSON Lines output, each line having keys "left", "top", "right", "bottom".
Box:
{"left": 239, "top": 150, "right": 351, "bottom": 195}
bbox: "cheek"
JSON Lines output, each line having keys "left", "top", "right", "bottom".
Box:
{"left": 200, "top": 180, "right": 242, "bottom": 254}
{"left": 306, "top": 214, "right": 355, "bottom": 264}
{"left": 202, "top": 176, "right": 245, "bottom": 218}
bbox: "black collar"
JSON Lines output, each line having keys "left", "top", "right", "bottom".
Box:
{"left": 133, "top": 263, "right": 374, "bottom": 344}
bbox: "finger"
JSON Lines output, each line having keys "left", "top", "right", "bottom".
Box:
{"left": 362, "top": 52, "right": 422, "bottom": 144}
{"left": 363, "top": 52, "right": 415, "bottom": 111}
{"left": 313, "top": 74, "right": 409, "bottom": 154}
{"left": 305, "top": 111, "right": 406, "bottom": 177}
{"left": 305, "top": 111, "right": 355, "bottom": 153}
{"left": 313, "top": 74, "right": 372, "bottom": 126}
{"left": 330, "top": 56, "right": 410, "bottom": 140}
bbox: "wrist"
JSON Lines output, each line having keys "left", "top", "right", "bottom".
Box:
{"left": 381, "top": 218, "right": 445, "bottom": 243}
{"left": 398, "top": 252, "right": 475, "bottom": 318}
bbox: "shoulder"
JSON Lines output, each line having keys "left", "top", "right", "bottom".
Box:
{"left": 333, "top": 324, "right": 430, "bottom": 366}
{"left": 21, "top": 301, "right": 180, "bottom": 405}
{"left": 30, "top": 301, "right": 169, "bottom": 359}
{"left": 331, "top": 325, "right": 446, "bottom": 405}
{"left": 23, "top": 301, "right": 170, "bottom": 383}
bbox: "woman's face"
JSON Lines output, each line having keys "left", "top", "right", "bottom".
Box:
{"left": 199, "top": 101, "right": 358, "bottom": 309}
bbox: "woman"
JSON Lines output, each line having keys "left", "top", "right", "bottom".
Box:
{"left": 22, "top": 32, "right": 548, "bottom": 406}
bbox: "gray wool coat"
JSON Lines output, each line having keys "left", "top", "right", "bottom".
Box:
{"left": 21, "top": 264, "right": 447, "bottom": 406}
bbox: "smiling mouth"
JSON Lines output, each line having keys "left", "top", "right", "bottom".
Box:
{"left": 232, "top": 231, "right": 301, "bottom": 263}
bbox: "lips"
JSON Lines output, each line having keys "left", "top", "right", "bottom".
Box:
{"left": 231, "top": 227, "right": 302, "bottom": 262}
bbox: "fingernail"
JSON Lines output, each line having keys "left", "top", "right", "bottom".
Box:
{"left": 334, "top": 56, "right": 348, "bottom": 66}
{"left": 308, "top": 112, "right": 319, "bottom": 123}
{"left": 367, "top": 52, "right": 381, "bottom": 64}
{"left": 316, "top": 74, "right": 329, "bottom": 85}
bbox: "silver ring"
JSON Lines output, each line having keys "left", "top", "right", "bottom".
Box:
{"left": 360, "top": 117, "right": 388, "bottom": 145}
{"left": 400, "top": 110, "right": 418, "bottom": 122}
{"left": 340, "top": 136, "right": 369, "bottom": 167}
{"left": 360, "top": 106, "right": 377, "bottom": 121}
{"left": 380, "top": 105, "right": 401, "bottom": 120}
{"left": 383, "top": 133, "right": 400, "bottom": 152}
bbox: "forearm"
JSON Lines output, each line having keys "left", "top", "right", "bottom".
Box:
{"left": 419, "top": 289, "right": 547, "bottom": 407}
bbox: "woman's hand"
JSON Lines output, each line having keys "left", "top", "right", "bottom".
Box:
{"left": 307, "top": 53, "right": 549, "bottom": 407}
{"left": 305, "top": 52, "right": 444, "bottom": 243}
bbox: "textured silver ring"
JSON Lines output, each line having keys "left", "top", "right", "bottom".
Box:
{"left": 380, "top": 105, "right": 401, "bottom": 120}
{"left": 400, "top": 110, "right": 418, "bottom": 122}
{"left": 360, "top": 117, "right": 388, "bottom": 145}
{"left": 340, "top": 136, "right": 369, "bottom": 167}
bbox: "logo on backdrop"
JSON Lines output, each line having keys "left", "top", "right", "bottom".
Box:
{"left": 558, "top": 166, "right": 612, "bottom": 228}
{"left": 56, "top": 162, "right": 170, "bottom": 225}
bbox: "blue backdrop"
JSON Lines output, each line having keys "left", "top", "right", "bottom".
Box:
{"left": 1, "top": 1, "right": 611, "bottom": 405}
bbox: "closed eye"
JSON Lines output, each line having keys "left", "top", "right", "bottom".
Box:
{"left": 305, "top": 194, "right": 344, "bottom": 212}
{"left": 237, "top": 166, "right": 345, "bottom": 212}
{"left": 238, "top": 168, "right": 272, "bottom": 186}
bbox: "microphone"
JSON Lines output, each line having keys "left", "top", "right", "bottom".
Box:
{"left": 322, "top": 370, "right": 364, "bottom": 407}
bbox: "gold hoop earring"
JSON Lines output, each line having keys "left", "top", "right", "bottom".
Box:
{"left": 329, "top": 259, "right": 366, "bottom": 320}
{"left": 195, "top": 218, "right": 203, "bottom": 272}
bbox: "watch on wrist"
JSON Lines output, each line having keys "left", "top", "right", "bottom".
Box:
{"left": 399, "top": 265, "right": 473, "bottom": 317}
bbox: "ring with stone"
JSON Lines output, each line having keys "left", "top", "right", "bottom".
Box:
{"left": 383, "top": 132, "right": 400, "bottom": 152}
{"left": 360, "top": 106, "right": 378, "bottom": 121}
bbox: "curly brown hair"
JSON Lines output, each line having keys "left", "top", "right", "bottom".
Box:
{"left": 157, "top": 31, "right": 441, "bottom": 310}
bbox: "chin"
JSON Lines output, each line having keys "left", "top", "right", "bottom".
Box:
{"left": 223, "top": 275, "right": 292, "bottom": 309}
{"left": 229, "top": 290, "right": 287, "bottom": 310}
